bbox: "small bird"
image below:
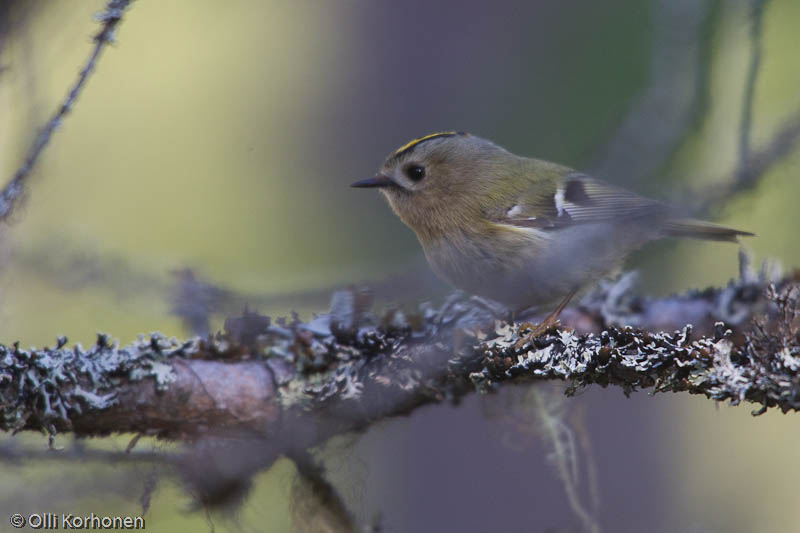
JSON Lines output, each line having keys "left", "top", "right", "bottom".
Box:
{"left": 352, "top": 132, "right": 752, "bottom": 336}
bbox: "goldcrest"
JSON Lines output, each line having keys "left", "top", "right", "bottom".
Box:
{"left": 352, "top": 132, "right": 752, "bottom": 311}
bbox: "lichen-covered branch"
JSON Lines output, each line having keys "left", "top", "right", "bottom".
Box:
{"left": 1, "top": 262, "right": 798, "bottom": 448}
{"left": 1, "top": 266, "right": 797, "bottom": 523}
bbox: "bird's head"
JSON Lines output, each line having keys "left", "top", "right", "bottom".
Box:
{"left": 351, "top": 132, "right": 513, "bottom": 234}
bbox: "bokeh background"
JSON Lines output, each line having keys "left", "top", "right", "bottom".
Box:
{"left": 1, "top": 0, "right": 799, "bottom": 531}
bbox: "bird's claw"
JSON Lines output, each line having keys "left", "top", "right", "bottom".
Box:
{"left": 515, "top": 317, "right": 560, "bottom": 348}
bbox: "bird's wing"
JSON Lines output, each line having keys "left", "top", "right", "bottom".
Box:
{"left": 492, "top": 172, "right": 671, "bottom": 230}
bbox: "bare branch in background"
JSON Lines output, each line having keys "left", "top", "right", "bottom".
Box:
{"left": 591, "top": 0, "right": 712, "bottom": 185}
{"left": 695, "top": 112, "right": 800, "bottom": 215}
{"left": 0, "top": 0, "right": 133, "bottom": 224}
{"left": 0, "top": 439, "right": 171, "bottom": 465}
{"left": 594, "top": 0, "right": 798, "bottom": 221}
{"left": 691, "top": 0, "right": 800, "bottom": 215}
{"left": 0, "top": 1, "right": 10, "bottom": 77}
{"left": 289, "top": 448, "right": 357, "bottom": 533}
{"left": 738, "top": 0, "right": 770, "bottom": 172}
{"left": 10, "top": 235, "right": 445, "bottom": 334}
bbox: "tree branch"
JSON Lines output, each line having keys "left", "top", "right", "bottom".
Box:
{"left": 4, "top": 263, "right": 795, "bottom": 517}
{"left": 591, "top": 0, "right": 713, "bottom": 185}
{"left": 693, "top": 111, "right": 800, "bottom": 214}
{"left": 738, "top": 0, "right": 770, "bottom": 173}
{"left": 0, "top": 0, "right": 133, "bottom": 223}
{"left": 1, "top": 260, "right": 797, "bottom": 446}
{"left": 690, "top": 0, "right": 800, "bottom": 215}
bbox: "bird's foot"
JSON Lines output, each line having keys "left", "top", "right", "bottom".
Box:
{"left": 515, "top": 315, "right": 560, "bottom": 348}
{"left": 514, "top": 288, "right": 578, "bottom": 348}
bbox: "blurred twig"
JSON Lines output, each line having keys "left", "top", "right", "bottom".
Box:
{"left": 0, "top": 1, "right": 10, "bottom": 77}
{"left": 595, "top": 0, "right": 797, "bottom": 219}
{"left": 695, "top": 111, "right": 800, "bottom": 214}
{"left": 738, "top": 0, "right": 770, "bottom": 173}
{"left": 10, "top": 235, "right": 444, "bottom": 334}
{"left": 0, "top": 438, "right": 172, "bottom": 465}
{"left": 289, "top": 449, "right": 356, "bottom": 533}
{"left": 592, "top": 0, "right": 713, "bottom": 185}
{"left": 690, "top": 0, "right": 800, "bottom": 215}
{"left": 0, "top": 0, "right": 133, "bottom": 224}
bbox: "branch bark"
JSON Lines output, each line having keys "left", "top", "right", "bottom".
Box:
{"left": 2, "top": 262, "right": 797, "bottom": 446}
{"left": 1, "top": 262, "right": 797, "bottom": 523}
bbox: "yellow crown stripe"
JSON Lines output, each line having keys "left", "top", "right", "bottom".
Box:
{"left": 394, "top": 131, "right": 460, "bottom": 156}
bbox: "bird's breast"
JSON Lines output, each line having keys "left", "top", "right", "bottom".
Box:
{"left": 418, "top": 224, "right": 549, "bottom": 305}
{"left": 418, "top": 222, "right": 636, "bottom": 309}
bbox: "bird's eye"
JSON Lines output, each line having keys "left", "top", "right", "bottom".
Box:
{"left": 405, "top": 164, "right": 426, "bottom": 182}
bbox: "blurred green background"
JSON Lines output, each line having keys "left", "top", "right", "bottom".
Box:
{"left": 1, "top": 1, "right": 799, "bottom": 532}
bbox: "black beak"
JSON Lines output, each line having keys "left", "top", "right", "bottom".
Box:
{"left": 351, "top": 174, "right": 393, "bottom": 188}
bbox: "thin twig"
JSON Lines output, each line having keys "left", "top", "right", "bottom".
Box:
{"left": 691, "top": 0, "right": 800, "bottom": 215}
{"left": 0, "top": 0, "right": 133, "bottom": 223}
{"left": 738, "top": 0, "right": 770, "bottom": 172}
{"left": 592, "top": 0, "right": 712, "bottom": 185}
{"left": 695, "top": 110, "right": 800, "bottom": 214}
{"left": 0, "top": 439, "right": 171, "bottom": 465}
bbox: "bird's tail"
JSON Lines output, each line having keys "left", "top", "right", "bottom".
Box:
{"left": 664, "top": 218, "right": 754, "bottom": 243}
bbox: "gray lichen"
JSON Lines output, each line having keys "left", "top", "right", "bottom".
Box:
{"left": 0, "top": 333, "right": 197, "bottom": 434}
{"left": 1, "top": 267, "right": 798, "bottom": 439}
{"left": 273, "top": 274, "right": 800, "bottom": 418}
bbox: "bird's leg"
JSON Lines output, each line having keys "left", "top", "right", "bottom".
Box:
{"left": 507, "top": 307, "right": 518, "bottom": 324}
{"left": 515, "top": 288, "right": 578, "bottom": 348}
